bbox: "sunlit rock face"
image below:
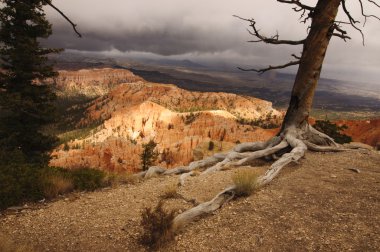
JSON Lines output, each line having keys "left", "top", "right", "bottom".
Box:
{"left": 48, "top": 68, "right": 144, "bottom": 98}
{"left": 50, "top": 68, "right": 282, "bottom": 172}
{"left": 335, "top": 119, "right": 380, "bottom": 147}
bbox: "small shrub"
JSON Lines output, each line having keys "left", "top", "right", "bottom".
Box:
{"left": 0, "top": 158, "right": 44, "bottom": 210}
{"left": 232, "top": 169, "right": 259, "bottom": 197}
{"left": 63, "top": 142, "right": 70, "bottom": 151}
{"left": 160, "top": 148, "right": 175, "bottom": 165}
{"left": 313, "top": 119, "right": 352, "bottom": 144}
{"left": 0, "top": 150, "right": 107, "bottom": 209}
{"left": 160, "top": 183, "right": 180, "bottom": 199}
{"left": 42, "top": 173, "right": 74, "bottom": 199}
{"left": 140, "top": 201, "right": 176, "bottom": 250}
{"left": 102, "top": 172, "right": 119, "bottom": 187}
{"left": 103, "top": 171, "right": 140, "bottom": 187}
{"left": 123, "top": 171, "right": 140, "bottom": 184}
{"left": 184, "top": 112, "right": 199, "bottom": 125}
{"left": 70, "top": 168, "right": 106, "bottom": 191}
{"left": 208, "top": 141, "right": 215, "bottom": 151}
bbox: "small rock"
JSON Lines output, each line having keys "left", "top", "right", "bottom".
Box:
{"left": 347, "top": 168, "right": 360, "bottom": 173}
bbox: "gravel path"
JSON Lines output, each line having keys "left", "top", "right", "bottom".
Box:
{"left": 1, "top": 150, "right": 379, "bottom": 251}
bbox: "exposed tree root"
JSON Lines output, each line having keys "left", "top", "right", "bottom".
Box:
{"left": 172, "top": 186, "right": 236, "bottom": 232}
{"left": 139, "top": 124, "right": 353, "bottom": 236}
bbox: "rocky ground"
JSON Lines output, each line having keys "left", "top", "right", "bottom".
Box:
{"left": 1, "top": 150, "right": 379, "bottom": 252}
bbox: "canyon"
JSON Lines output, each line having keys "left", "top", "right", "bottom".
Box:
{"left": 49, "top": 68, "right": 379, "bottom": 172}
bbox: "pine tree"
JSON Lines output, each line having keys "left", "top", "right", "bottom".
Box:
{"left": 0, "top": 0, "right": 61, "bottom": 165}
{"left": 140, "top": 140, "right": 159, "bottom": 171}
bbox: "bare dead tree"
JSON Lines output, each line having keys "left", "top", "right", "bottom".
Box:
{"left": 135, "top": 0, "right": 379, "bottom": 237}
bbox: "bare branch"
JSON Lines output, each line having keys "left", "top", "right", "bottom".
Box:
{"left": 367, "top": 0, "right": 380, "bottom": 8}
{"left": 331, "top": 23, "right": 351, "bottom": 41}
{"left": 291, "top": 54, "right": 301, "bottom": 60}
{"left": 44, "top": 0, "right": 82, "bottom": 37}
{"left": 277, "top": 0, "right": 314, "bottom": 11}
{"left": 341, "top": 0, "right": 365, "bottom": 45}
{"left": 334, "top": 21, "right": 351, "bottom": 25}
{"left": 358, "top": 0, "right": 380, "bottom": 26}
{"left": 332, "top": 33, "right": 351, "bottom": 41}
{"left": 238, "top": 60, "right": 300, "bottom": 74}
{"left": 234, "top": 15, "right": 306, "bottom": 45}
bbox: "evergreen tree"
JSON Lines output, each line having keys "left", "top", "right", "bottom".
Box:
{"left": 0, "top": 0, "right": 61, "bottom": 165}
{"left": 313, "top": 119, "right": 352, "bottom": 144}
{"left": 140, "top": 140, "right": 158, "bottom": 171}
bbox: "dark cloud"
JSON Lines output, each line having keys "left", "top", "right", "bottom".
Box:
{"left": 44, "top": 0, "right": 380, "bottom": 83}
{"left": 47, "top": 23, "right": 242, "bottom": 56}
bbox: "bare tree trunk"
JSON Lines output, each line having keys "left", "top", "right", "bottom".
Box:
{"left": 281, "top": 0, "right": 341, "bottom": 131}
{"left": 138, "top": 1, "right": 369, "bottom": 242}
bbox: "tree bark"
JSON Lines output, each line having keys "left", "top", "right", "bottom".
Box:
{"left": 281, "top": 0, "right": 342, "bottom": 131}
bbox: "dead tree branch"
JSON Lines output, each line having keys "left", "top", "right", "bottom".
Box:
{"left": 44, "top": 0, "right": 82, "bottom": 37}
{"left": 277, "top": 0, "right": 314, "bottom": 11}
{"left": 331, "top": 23, "right": 351, "bottom": 41}
{"left": 358, "top": 0, "right": 380, "bottom": 26}
{"left": 277, "top": 0, "right": 315, "bottom": 22}
{"left": 367, "top": 0, "right": 380, "bottom": 8}
{"left": 341, "top": 0, "right": 365, "bottom": 44}
{"left": 291, "top": 53, "right": 301, "bottom": 60}
{"left": 238, "top": 60, "right": 300, "bottom": 74}
{"left": 234, "top": 15, "right": 306, "bottom": 45}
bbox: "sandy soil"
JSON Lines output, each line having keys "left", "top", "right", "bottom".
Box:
{"left": 1, "top": 150, "right": 379, "bottom": 252}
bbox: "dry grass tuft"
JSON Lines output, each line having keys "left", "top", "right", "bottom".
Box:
{"left": 43, "top": 174, "right": 74, "bottom": 199}
{"left": 232, "top": 169, "right": 259, "bottom": 197}
{"left": 139, "top": 201, "right": 176, "bottom": 250}
{"left": 104, "top": 171, "right": 140, "bottom": 187}
{"left": 123, "top": 171, "right": 140, "bottom": 184}
{"left": 160, "top": 183, "right": 180, "bottom": 199}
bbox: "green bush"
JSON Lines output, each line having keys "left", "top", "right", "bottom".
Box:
{"left": 0, "top": 151, "right": 107, "bottom": 210}
{"left": 313, "top": 119, "right": 352, "bottom": 144}
{"left": 69, "top": 168, "right": 106, "bottom": 191}
{"left": 0, "top": 162, "right": 44, "bottom": 210}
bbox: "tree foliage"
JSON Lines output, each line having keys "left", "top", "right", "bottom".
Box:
{"left": 140, "top": 140, "right": 159, "bottom": 171}
{"left": 313, "top": 119, "right": 352, "bottom": 144}
{"left": 0, "top": 0, "right": 61, "bottom": 164}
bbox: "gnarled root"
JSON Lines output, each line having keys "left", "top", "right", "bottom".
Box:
{"left": 158, "top": 124, "right": 349, "bottom": 233}
{"left": 172, "top": 186, "right": 236, "bottom": 232}
{"left": 136, "top": 124, "right": 349, "bottom": 240}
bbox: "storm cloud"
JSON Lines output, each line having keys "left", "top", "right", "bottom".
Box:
{"left": 45, "top": 0, "right": 380, "bottom": 83}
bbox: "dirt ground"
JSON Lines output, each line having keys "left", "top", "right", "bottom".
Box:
{"left": 1, "top": 150, "right": 379, "bottom": 252}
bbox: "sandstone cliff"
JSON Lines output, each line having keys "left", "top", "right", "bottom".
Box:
{"left": 50, "top": 70, "right": 281, "bottom": 172}
{"left": 48, "top": 68, "right": 143, "bottom": 98}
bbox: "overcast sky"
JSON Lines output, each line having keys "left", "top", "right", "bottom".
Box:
{"left": 45, "top": 0, "right": 380, "bottom": 84}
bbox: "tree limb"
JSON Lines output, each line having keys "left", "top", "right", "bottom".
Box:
{"left": 331, "top": 23, "right": 351, "bottom": 41}
{"left": 44, "top": 0, "right": 82, "bottom": 37}
{"left": 291, "top": 53, "right": 301, "bottom": 60}
{"left": 341, "top": 0, "right": 365, "bottom": 45}
{"left": 277, "top": 0, "right": 314, "bottom": 11}
{"left": 234, "top": 15, "right": 306, "bottom": 45}
{"left": 238, "top": 60, "right": 300, "bottom": 74}
{"left": 367, "top": 0, "right": 380, "bottom": 8}
{"left": 358, "top": 0, "right": 380, "bottom": 26}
